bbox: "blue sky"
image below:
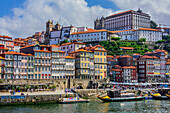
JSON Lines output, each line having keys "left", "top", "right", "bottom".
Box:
{"left": 0, "top": 0, "right": 118, "bottom": 17}
{"left": 0, "top": 0, "right": 169, "bottom": 38}
{"left": 0, "top": 0, "right": 25, "bottom": 17}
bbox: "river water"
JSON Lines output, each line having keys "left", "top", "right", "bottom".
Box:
{"left": 0, "top": 100, "right": 169, "bottom": 113}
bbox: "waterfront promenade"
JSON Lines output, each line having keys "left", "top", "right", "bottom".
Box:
{"left": 0, "top": 90, "right": 73, "bottom": 96}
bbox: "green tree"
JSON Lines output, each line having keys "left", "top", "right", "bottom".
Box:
{"left": 150, "top": 20, "right": 158, "bottom": 28}
{"left": 0, "top": 79, "right": 3, "bottom": 83}
{"left": 51, "top": 85, "right": 56, "bottom": 89}
{"left": 111, "top": 37, "right": 121, "bottom": 41}
{"left": 25, "top": 84, "right": 31, "bottom": 89}
{"left": 138, "top": 38, "right": 146, "bottom": 43}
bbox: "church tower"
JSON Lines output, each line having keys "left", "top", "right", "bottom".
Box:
{"left": 45, "top": 20, "right": 54, "bottom": 45}
{"left": 100, "top": 16, "right": 105, "bottom": 29}
{"left": 55, "top": 22, "right": 61, "bottom": 30}
{"left": 94, "top": 18, "right": 100, "bottom": 30}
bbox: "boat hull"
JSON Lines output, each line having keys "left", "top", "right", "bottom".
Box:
{"left": 152, "top": 96, "right": 169, "bottom": 100}
{"left": 98, "top": 96, "right": 145, "bottom": 102}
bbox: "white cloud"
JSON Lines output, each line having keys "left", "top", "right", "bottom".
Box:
{"left": 111, "top": 0, "right": 170, "bottom": 26}
{"left": 0, "top": 0, "right": 113, "bottom": 38}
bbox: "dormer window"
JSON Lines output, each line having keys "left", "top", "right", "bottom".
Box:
{"left": 44, "top": 48, "right": 46, "bottom": 51}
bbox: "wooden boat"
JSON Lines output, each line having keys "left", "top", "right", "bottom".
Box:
{"left": 98, "top": 90, "right": 145, "bottom": 102}
{"left": 58, "top": 97, "right": 89, "bottom": 104}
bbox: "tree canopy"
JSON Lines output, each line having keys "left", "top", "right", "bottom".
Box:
{"left": 138, "top": 38, "right": 146, "bottom": 42}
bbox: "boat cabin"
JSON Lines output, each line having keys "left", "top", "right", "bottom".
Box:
{"left": 107, "top": 90, "right": 121, "bottom": 98}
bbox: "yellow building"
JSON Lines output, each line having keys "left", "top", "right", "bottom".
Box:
{"left": 0, "top": 56, "right": 5, "bottom": 79}
{"left": 68, "top": 45, "right": 107, "bottom": 80}
{"left": 69, "top": 49, "right": 93, "bottom": 79}
{"left": 91, "top": 45, "right": 107, "bottom": 79}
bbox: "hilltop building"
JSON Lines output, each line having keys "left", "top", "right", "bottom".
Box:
{"left": 94, "top": 9, "right": 150, "bottom": 31}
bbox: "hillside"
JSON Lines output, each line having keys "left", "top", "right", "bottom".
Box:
{"left": 100, "top": 40, "right": 153, "bottom": 55}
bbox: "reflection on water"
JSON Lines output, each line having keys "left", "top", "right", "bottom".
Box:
{"left": 0, "top": 99, "right": 170, "bottom": 113}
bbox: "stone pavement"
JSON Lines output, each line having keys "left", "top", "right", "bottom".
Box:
{"left": 0, "top": 90, "right": 73, "bottom": 96}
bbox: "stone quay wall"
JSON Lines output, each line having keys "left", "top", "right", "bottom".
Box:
{"left": 0, "top": 94, "right": 74, "bottom": 106}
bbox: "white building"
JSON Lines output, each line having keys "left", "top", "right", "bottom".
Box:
{"left": 112, "top": 28, "right": 162, "bottom": 42}
{"left": 60, "top": 42, "right": 86, "bottom": 55}
{"left": 50, "top": 26, "right": 88, "bottom": 45}
{"left": 14, "top": 44, "right": 20, "bottom": 53}
{"left": 70, "top": 29, "right": 116, "bottom": 44}
{"left": 94, "top": 9, "right": 150, "bottom": 31}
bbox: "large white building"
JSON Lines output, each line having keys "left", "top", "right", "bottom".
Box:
{"left": 111, "top": 28, "right": 162, "bottom": 42}
{"left": 69, "top": 29, "right": 117, "bottom": 46}
{"left": 94, "top": 9, "right": 150, "bottom": 31}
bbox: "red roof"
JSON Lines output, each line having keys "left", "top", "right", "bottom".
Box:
{"left": 34, "top": 50, "right": 51, "bottom": 53}
{"left": 122, "top": 66, "right": 137, "bottom": 69}
{"left": 120, "top": 55, "right": 133, "bottom": 58}
{"left": 119, "top": 47, "right": 134, "bottom": 50}
{"left": 108, "top": 10, "right": 133, "bottom": 17}
{"left": 107, "top": 55, "right": 114, "bottom": 58}
{"left": 137, "top": 28, "right": 160, "bottom": 32}
{"left": 141, "top": 55, "right": 159, "bottom": 59}
{"left": 110, "top": 69, "right": 122, "bottom": 72}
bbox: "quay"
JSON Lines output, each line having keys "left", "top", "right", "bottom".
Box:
{"left": 0, "top": 89, "right": 106, "bottom": 106}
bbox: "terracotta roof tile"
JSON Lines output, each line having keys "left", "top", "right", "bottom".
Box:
{"left": 122, "top": 66, "right": 137, "bottom": 69}
{"left": 66, "top": 56, "right": 75, "bottom": 59}
{"left": 119, "top": 47, "right": 134, "bottom": 50}
{"left": 108, "top": 10, "right": 133, "bottom": 17}
{"left": 120, "top": 55, "right": 133, "bottom": 58}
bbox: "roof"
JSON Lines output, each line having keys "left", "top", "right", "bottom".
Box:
{"left": 20, "top": 44, "right": 36, "bottom": 49}
{"left": 1, "top": 51, "right": 20, "bottom": 55}
{"left": 110, "top": 69, "right": 122, "bottom": 72}
{"left": 34, "top": 50, "right": 51, "bottom": 53}
{"left": 68, "top": 49, "right": 92, "bottom": 54}
{"left": 71, "top": 29, "right": 108, "bottom": 35}
{"left": 51, "top": 44, "right": 59, "bottom": 47}
{"left": 107, "top": 55, "right": 114, "bottom": 58}
{"left": 89, "top": 45, "right": 107, "bottom": 52}
{"left": 119, "top": 55, "right": 133, "bottom": 58}
{"left": 165, "top": 63, "right": 170, "bottom": 65}
{"left": 155, "top": 49, "right": 167, "bottom": 53}
{"left": 65, "top": 56, "right": 75, "bottom": 59}
{"left": 0, "top": 35, "right": 12, "bottom": 39}
{"left": 122, "top": 66, "right": 137, "bottom": 69}
{"left": 140, "top": 55, "right": 159, "bottom": 59}
{"left": 0, "top": 56, "right": 5, "bottom": 59}
{"left": 109, "top": 29, "right": 135, "bottom": 33}
{"left": 119, "top": 47, "right": 134, "bottom": 50}
{"left": 1, "top": 51, "right": 31, "bottom": 56}
{"left": 52, "top": 50, "right": 65, "bottom": 53}
{"left": 60, "top": 42, "right": 85, "bottom": 46}
{"left": 113, "top": 65, "right": 122, "bottom": 68}
{"left": 27, "top": 54, "right": 34, "bottom": 56}
{"left": 137, "top": 28, "right": 160, "bottom": 32}
{"left": 108, "top": 10, "right": 133, "bottom": 18}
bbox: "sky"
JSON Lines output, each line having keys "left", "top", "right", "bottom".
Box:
{"left": 0, "top": 0, "right": 170, "bottom": 38}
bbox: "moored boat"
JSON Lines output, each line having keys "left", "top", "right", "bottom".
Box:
{"left": 58, "top": 97, "right": 89, "bottom": 104}
{"left": 98, "top": 90, "right": 145, "bottom": 102}
{"left": 151, "top": 88, "right": 170, "bottom": 100}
